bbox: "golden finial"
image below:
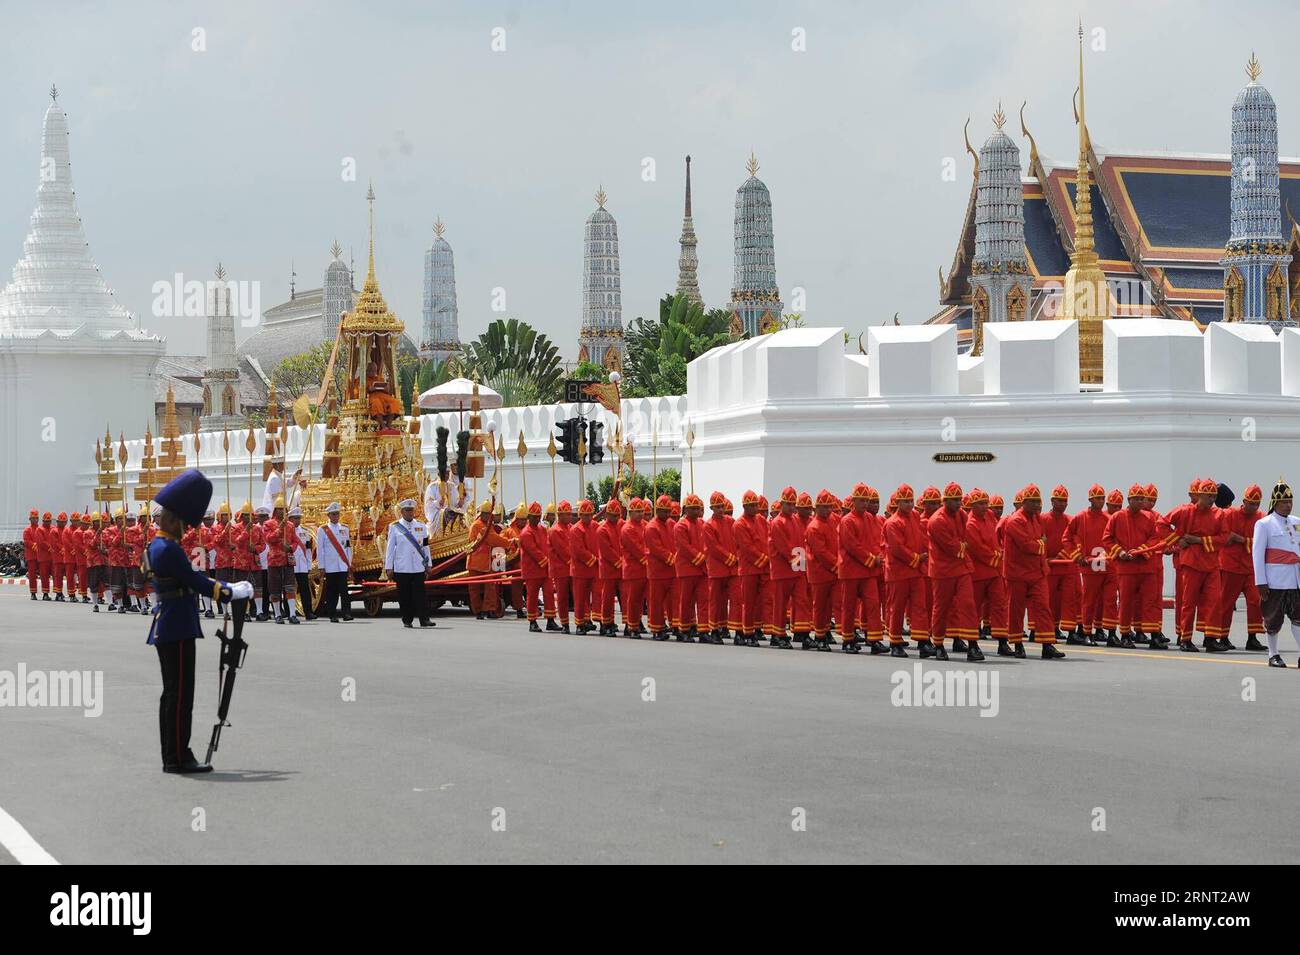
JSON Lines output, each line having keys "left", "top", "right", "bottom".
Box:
{"left": 992, "top": 102, "right": 1006, "bottom": 130}
{"left": 963, "top": 118, "right": 979, "bottom": 178}
{"left": 330, "top": 239, "right": 343, "bottom": 260}
{"left": 594, "top": 186, "right": 607, "bottom": 209}
{"left": 1246, "top": 52, "right": 1261, "bottom": 83}
{"left": 746, "top": 152, "right": 759, "bottom": 178}
{"left": 366, "top": 179, "right": 376, "bottom": 283}
{"left": 1019, "top": 101, "right": 1040, "bottom": 169}
{"left": 432, "top": 218, "right": 445, "bottom": 238}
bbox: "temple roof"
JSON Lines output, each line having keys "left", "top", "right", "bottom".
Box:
{"left": 931, "top": 140, "right": 1300, "bottom": 332}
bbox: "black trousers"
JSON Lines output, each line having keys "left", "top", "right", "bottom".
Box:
{"left": 394, "top": 572, "right": 429, "bottom": 624}
{"left": 296, "top": 572, "right": 315, "bottom": 618}
{"left": 156, "top": 639, "right": 197, "bottom": 767}
{"left": 324, "top": 571, "right": 352, "bottom": 619}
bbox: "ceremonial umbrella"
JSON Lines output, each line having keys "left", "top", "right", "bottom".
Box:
{"left": 417, "top": 378, "right": 503, "bottom": 428}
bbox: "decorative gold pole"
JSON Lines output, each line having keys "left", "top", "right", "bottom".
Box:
{"left": 577, "top": 430, "right": 587, "bottom": 502}
{"left": 117, "top": 433, "right": 128, "bottom": 512}
{"left": 547, "top": 431, "right": 557, "bottom": 504}
{"left": 651, "top": 420, "right": 659, "bottom": 498}
{"left": 245, "top": 428, "right": 257, "bottom": 508}
{"left": 496, "top": 433, "right": 506, "bottom": 510}
{"left": 222, "top": 425, "right": 231, "bottom": 507}
{"left": 685, "top": 423, "right": 695, "bottom": 496}
{"left": 516, "top": 432, "right": 528, "bottom": 505}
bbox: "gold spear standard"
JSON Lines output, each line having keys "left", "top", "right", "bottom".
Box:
{"left": 516, "top": 431, "right": 529, "bottom": 506}
{"left": 547, "top": 431, "right": 557, "bottom": 506}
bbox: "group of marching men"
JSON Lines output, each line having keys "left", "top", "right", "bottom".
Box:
{"left": 464, "top": 477, "right": 1300, "bottom": 667}
{"left": 21, "top": 496, "right": 320, "bottom": 625}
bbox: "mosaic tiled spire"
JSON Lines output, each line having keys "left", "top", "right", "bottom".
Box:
{"left": 323, "top": 240, "right": 352, "bottom": 342}
{"left": 579, "top": 188, "right": 623, "bottom": 369}
{"left": 730, "top": 153, "right": 782, "bottom": 337}
{"left": 0, "top": 86, "right": 135, "bottom": 334}
{"left": 969, "top": 105, "right": 1033, "bottom": 355}
{"left": 421, "top": 219, "right": 460, "bottom": 362}
{"left": 1222, "top": 53, "right": 1292, "bottom": 326}
{"left": 676, "top": 156, "right": 703, "bottom": 305}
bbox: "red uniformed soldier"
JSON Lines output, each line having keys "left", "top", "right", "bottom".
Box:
{"left": 1043, "top": 485, "right": 1081, "bottom": 641}
{"left": 766, "top": 487, "right": 803, "bottom": 649}
{"left": 1216, "top": 483, "right": 1265, "bottom": 651}
{"left": 885, "top": 485, "right": 929, "bottom": 647}
{"left": 1101, "top": 485, "right": 1168, "bottom": 648}
{"left": 966, "top": 488, "right": 1011, "bottom": 654}
{"left": 619, "top": 498, "right": 649, "bottom": 636}
{"left": 1066, "top": 484, "right": 1112, "bottom": 645}
{"left": 569, "top": 500, "right": 600, "bottom": 633}
{"left": 927, "top": 482, "right": 983, "bottom": 661}
{"left": 1003, "top": 485, "right": 1065, "bottom": 659}
{"left": 673, "top": 494, "right": 708, "bottom": 642}
{"left": 838, "top": 483, "right": 888, "bottom": 654}
{"left": 644, "top": 495, "right": 677, "bottom": 640}
{"left": 520, "top": 501, "right": 560, "bottom": 633}
{"left": 22, "top": 509, "right": 41, "bottom": 600}
{"left": 1161, "top": 478, "right": 1228, "bottom": 651}
{"left": 733, "top": 490, "right": 769, "bottom": 647}
{"left": 703, "top": 491, "right": 739, "bottom": 643}
{"left": 595, "top": 499, "right": 624, "bottom": 636}
{"left": 549, "top": 501, "right": 574, "bottom": 633}
{"left": 804, "top": 490, "right": 840, "bottom": 651}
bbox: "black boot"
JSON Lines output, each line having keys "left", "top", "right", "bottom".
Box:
{"left": 1066, "top": 628, "right": 1087, "bottom": 645}
{"left": 1041, "top": 643, "right": 1066, "bottom": 660}
{"left": 561, "top": 623, "right": 572, "bottom": 634}
{"left": 951, "top": 637, "right": 967, "bottom": 653}
{"left": 889, "top": 643, "right": 908, "bottom": 658}
{"left": 528, "top": 621, "right": 542, "bottom": 633}
{"left": 1105, "top": 628, "right": 1121, "bottom": 647}
{"left": 818, "top": 636, "right": 833, "bottom": 652}
{"left": 1268, "top": 654, "right": 1287, "bottom": 668}
{"left": 1012, "top": 641, "right": 1027, "bottom": 659}
{"left": 1119, "top": 632, "right": 1137, "bottom": 649}
{"left": 997, "top": 638, "right": 1015, "bottom": 657}
{"left": 1088, "top": 628, "right": 1104, "bottom": 646}
{"left": 869, "top": 641, "right": 891, "bottom": 655}
{"left": 1179, "top": 639, "right": 1200, "bottom": 652}
{"left": 30, "top": 592, "right": 36, "bottom": 601}
{"left": 842, "top": 637, "right": 860, "bottom": 654}
{"left": 1205, "top": 636, "right": 1227, "bottom": 653}
{"left": 932, "top": 644, "right": 950, "bottom": 661}
{"left": 42, "top": 593, "right": 51, "bottom": 601}
{"left": 1219, "top": 636, "right": 1238, "bottom": 651}
{"left": 1245, "top": 634, "right": 1266, "bottom": 652}
{"left": 1133, "top": 630, "right": 1150, "bottom": 645}
{"left": 545, "top": 619, "right": 562, "bottom": 632}
{"left": 919, "top": 642, "right": 935, "bottom": 659}
{"left": 769, "top": 633, "right": 784, "bottom": 648}
{"left": 1027, "top": 629, "right": 1037, "bottom": 643}
{"left": 966, "top": 641, "right": 985, "bottom": 662}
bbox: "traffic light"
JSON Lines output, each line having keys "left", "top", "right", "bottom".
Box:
{"left": 587, "top": 419, "right": 604, "bottom": 465}
{"left": 555, "top": 417, "right": 582, "bottom": 465}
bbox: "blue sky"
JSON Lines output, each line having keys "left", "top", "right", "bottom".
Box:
{"left": 2, "top": 0, "right": 1296, "bottom": 357}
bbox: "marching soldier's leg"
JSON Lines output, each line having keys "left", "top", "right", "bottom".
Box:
{"left": 1244, "top": 579, "right": 1265, "bottom": 650}
{"left": 1031, "top": 580, "right": 1064, "bottom": 659}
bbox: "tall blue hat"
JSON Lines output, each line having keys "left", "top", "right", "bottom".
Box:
{"left": 155, "top": 469, "right": 214, "bottom": 527}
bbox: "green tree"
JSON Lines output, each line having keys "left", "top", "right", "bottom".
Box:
{"left": 623, "top": 293, "right": 738, "bottom": 398}
{"left": 416, "top": 353, "right": 464, "bottom": 394}
{"left": 464, "top": 318, "right": 565, "bottom": 406}
{"left": 272, "top": 340, "right": 339, "bottom": 416}
{"left": 397, "top": 350, "right": 420, "bottom": 414}
{"left": 569, "top": 360, "right": 608, "bottom": 384}
{"left": 585, "top": 467, "right": 681, "bottom": 506}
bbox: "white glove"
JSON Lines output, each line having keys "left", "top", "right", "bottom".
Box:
{"left": 230, "top": 580, "right": 254, "bottom": 600}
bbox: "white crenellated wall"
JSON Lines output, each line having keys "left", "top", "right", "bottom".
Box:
{"left": 684, "top": 319, "right": 1300, "bottom": 509}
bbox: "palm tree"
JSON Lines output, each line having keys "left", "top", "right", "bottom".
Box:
{"left": 463, "top": 318, "right": 565, "bottom": 406}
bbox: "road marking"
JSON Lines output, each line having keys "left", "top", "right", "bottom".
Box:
{"left": 0, "top": 804, "right": 58, "bottom": 865}
{"left": 1071, "top": 647, "right": 1269, "bottom": 666}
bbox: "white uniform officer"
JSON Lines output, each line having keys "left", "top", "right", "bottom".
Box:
{"left": 385, "top": 499, "right": 435, "bottom": 628}
{"left": 1252, "top": 481, "right": 1300, "bottom": 667}
{"left": 316, "top": 503, "right": 353, "bottom": 622}
{"left": 289, "top": 506, "right": 316, "bottom": 620}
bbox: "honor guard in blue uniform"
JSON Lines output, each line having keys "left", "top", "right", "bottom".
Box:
{"left": 147, "top": 470, "right": 254, "bottom": 774}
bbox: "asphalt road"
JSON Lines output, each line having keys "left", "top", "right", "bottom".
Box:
{"left": 0, "top": 585, "right": 1295, "bottom": 864}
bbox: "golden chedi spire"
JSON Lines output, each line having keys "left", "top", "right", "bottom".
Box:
{"left": 1061, "top": 20, "right": 1110, "bottom": 385}
{"left": 347, "top": 180, "right": 401, "bottom": 331}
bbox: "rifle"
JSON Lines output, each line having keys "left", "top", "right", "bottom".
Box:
{"left": 205, "top": 596, "right": 250, "bottom": 765}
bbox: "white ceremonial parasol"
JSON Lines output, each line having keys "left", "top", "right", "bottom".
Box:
{"left": 417, "top": 378, "right": 503, "bottom": 411}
